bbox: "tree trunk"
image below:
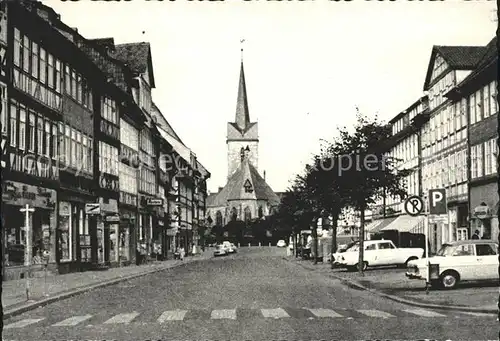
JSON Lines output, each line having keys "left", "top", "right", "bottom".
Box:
{"left": 358, "top": 206, "right": 366, "bottom": 276}
{"left": 313, "top": 218, "right": 318, "bottom": 265}
{"left": 331, "top": 214, "right": 338, "bottom": 269}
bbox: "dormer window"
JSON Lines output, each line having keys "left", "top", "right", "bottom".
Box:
{"left": 243, "top": 179, "right": 253, "bottom": 193}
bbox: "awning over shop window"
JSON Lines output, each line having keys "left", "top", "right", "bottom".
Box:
{"left": 368, "top": 216, "right": 399, "bottom": 234}
{"left": 158, "top": 127, "right": 191, "bottom": 163}
{"left": 365, "top": 220, "right": 383, "bottom": 232}
{"left": 381, "top": 215, "right": 425, "bottom": 233}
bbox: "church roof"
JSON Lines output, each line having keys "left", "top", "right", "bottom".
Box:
{"left": 207, "top": 157, "right": 280, "bottom": 208}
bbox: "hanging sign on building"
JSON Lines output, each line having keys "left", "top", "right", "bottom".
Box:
{"left": 105, "top": 214, "right": 120, "bottom": 222}
{"left": 85, "top": 203, "right": 101, "bottom": 215}
{"left": 474, "top": 204, "right": 491, "bottom": 220}
{"left": 146, "top": 198, "right": 163, "bottom": 206}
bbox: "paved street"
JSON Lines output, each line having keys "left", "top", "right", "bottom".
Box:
{"left": 3, "top": 247, "right": 497, "bottom": 340}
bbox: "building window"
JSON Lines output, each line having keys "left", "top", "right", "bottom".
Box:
{"left": 22, "top": 35, "right": 30, "bottom": 73}
{"left": 471, "top": 145, "right": 477, "bottom": 179}
{"left": 119, "top": 163, "right": 138, "bottom": 194}
{"left": 40, "top": 48, "right": 46, "bottom": 85}
{"left": 120, "top": 118, "right": 139, "bottom": 150}
{"left": 101, "top": 96, "right": 118, "bottom": 124}
{"left": 51, "top": 123, "right": 58, "bottom": 160}
{"left": 18, "top": 106, "right": 25, "bottom": 150}
{"left": 14, "top": 28, "right": 21, "bottom": 67}
{"left": 99, "top": 141, "right": 119, "bottom": 176}
{"left": 490, "top": 80, "right": 498, "bottom": 115}
{"left": 475, "top": 90, "right": 482, "bottom": 123}
{"left": 28, "top": 111, "right": 35, "bottom": 152}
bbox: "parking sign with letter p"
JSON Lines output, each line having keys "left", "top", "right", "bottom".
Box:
{"left": 428, "top": 189, "right": 447, "bottom": 215}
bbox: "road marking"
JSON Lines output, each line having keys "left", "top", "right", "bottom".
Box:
{"left": 211, "top": 309, "right": 237, "bottom": 320}
{"left": 157, "top": 310, "right": 188, "bottom": 322}
{"left": 261, "top": 308, "right": 290, "bottom": 319}
{"left": 403, "top": 309, "right": 446, "bottom": 317}
{"left": 4, "top": 318, "right": 44, "bottom": 329}
{"left": 308, "top": 308, "right": 343, "bottom": 318}
{"left": 103, "top": 312, "right": 140, "bottom": 324}
{"left": 357, "top": 309, "right": 394, "bottom": 318}
{"left": 460, "top": 312, "right": 496, "bottom": 317}
{"left": 52, "top": 315, "right": 93, "bottom": 326}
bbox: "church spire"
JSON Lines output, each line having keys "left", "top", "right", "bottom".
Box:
{"left": 235, "top": 39, "right": 250, "bottom": 131}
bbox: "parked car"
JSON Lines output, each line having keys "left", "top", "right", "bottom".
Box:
{"left": 213, "top": 244, "right": 229, "bottom": 257}
{"left": 337, "top": 240, "right": 424, "bottom": 271}
{"left": 277, "top": 240, "right": 286, "bottom": 247}
{"left": 331, "top": 241, "right": 359, "bottom": 267}
{"left": 228, "top": 243, "right": 237, "bottom": 254}
{"left": 406, "top": 239, "right": 499, "bottom": 289}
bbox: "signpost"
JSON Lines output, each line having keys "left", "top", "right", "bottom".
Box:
{"left": 425, "top": 189, "right": 448, "bottom": 293}
{"left": 20, "top": 204, "right": 35, "bottom": 301}
{"left": 404, "top": 196, "right": 424, "bottom": 216}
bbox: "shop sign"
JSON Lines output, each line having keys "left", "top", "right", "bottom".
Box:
{"left": 147, "top": 198, "right": 163, "bottom": 206}
{"left": 2, "top": 180, "right": 56, "bottom": 209}
{"left": 474, "top": 205, "right": 491, "bottom": 220}
{"left": 59, "top": 202, "right": 71, "bottom": 216}
{"left": 105, "top": 215, "right": 120, "bottom": 222}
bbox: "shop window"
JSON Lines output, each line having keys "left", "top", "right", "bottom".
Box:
{"left": 109, "top": 224, "right": 119, "bottom": 263}
{"left": 119, "top": 221, "right": 130, "bottom": 262}
{"left": 79, "top": 208, "right": 91, "bottom": 262}
{"left": 58, "top": 202, "right": 73, "bottom": 262}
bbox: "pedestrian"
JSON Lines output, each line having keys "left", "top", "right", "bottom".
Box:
{"left": 471, "top": 229, "right": 480, "bottom": 239}
{"left": 180, "top": 247, "right": 185, "bottom": 260}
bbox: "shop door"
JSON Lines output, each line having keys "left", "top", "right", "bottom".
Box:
{"left": 97, "top": 225, "right": 105, "bottom": 264}
{"left": 457, "top": 228, "right": 468, "bottom": 241}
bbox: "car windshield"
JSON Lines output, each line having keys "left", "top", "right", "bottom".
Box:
{"left": 436, "top": 244, "right": 455, "bottom": 256}
{"left": 346, "top": 244, "right": 359, "bottom": 252}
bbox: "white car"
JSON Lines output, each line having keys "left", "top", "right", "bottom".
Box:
{"left": 277, "top": 240, "right": 286, "bottom": 247}
{"left": 337, "top": 240, "right": 424, "bottom": 271}
{"left": 406, "top": 239, "right": 499, "bottom": 289}
{"left": 213, "top": 244, "right": 229, "bottom": 257}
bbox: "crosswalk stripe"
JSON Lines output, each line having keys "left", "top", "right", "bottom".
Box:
{"left": 308, "top": 308, "right": 343, "bottom": 318}
{"left": 103, "top": 312, "right": 139, "bottom": 324}
{"left": 460, "top": 312, "right": 496, "bottom": 317}
{"left": 4, "top": 318, "right": 44, "bottom": 329}
{"left": 211, "top": 309, "right": 237, "bottom": 320}
{"left": 261, "top": 308, "right": 290, "bottom": 318}
{"left": 357, "top": 309, "right": 395, "bottom": 318}
{"left": 157, "top": 310, "right": 188, "bottom": 322}
{"left": 403, "top": 309, "right": 446, "bottom": 317}
{"left": 52, "top": 315, "right": 93, "bottom": 326}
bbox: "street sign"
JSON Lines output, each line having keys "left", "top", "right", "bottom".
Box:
{"left": 146, "top": 198, "right": 163, "bottom": 206}
{"left": 429, "top": 215, "right": 448, "bottom": 223}
{"left": 85, "top": 203, "right": 101, "bottom": 215}
{"left": 105, "top": 215, "right": 120, "bottom": 222}
{"left": 428, "top": 189, "right": 447, "bottom": 215}
{"left": 404, "top": 196, "right": 424, "bottom": 216}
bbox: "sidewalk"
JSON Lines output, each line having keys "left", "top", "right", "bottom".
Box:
{"left": 3, "top": 252, "right": 212, "bottom": 318}
{"left": 286, "top": 256, "right": 498, "bottom": 313}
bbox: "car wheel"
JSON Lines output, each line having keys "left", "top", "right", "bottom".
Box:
{"left": 404, "top": 257, "right": 418, "bottom": 267}
{"left": 440, "top": 271, "right": 459, "bottom": 289}
{"left": 355, "top": 262, "right": 368, "bottom": 271}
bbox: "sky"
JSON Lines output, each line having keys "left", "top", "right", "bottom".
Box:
{"left": 45, "top": 0, "right": 496, "bottom": 193}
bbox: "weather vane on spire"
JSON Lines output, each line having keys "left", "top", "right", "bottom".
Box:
{"left": 240, "top": 38, "right": 245, "bottom": 61}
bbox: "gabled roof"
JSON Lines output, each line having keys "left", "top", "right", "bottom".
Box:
{"left": 207, "top": 157, "right": 280, "bottom": 207}
{"left": 423, "top": 45, "right": 486, "bottom": 90}
{"left": 457, "top": 36, "right": 498, "bottom": 88}
{"left": 110, "top": 42, "right": 156, "bottom": 88}
{"left": 151, "top": 102, "right": 184, "bottom": 145}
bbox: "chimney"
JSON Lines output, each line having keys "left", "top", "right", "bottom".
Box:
{"left": 218, "top": 187, "right": 223, "bottom": 193}
{"left": 263, "top": 170, "right": 266, "bottom": 181}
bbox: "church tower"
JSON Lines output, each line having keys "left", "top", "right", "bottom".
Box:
{"left": 226, "top": 47, "right": 259, "bottom": 180}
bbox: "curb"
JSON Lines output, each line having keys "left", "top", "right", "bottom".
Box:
{"left": 3, "top": 256, "right": 210, "bottom": 319}
{"left": 284, "top": 256, "right": 497, "bottom": 314}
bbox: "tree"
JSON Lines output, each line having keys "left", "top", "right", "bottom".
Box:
{"left": 326, "top": 112, "right": 410, "bottom": 275}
